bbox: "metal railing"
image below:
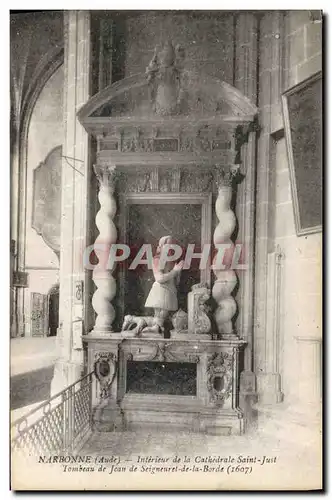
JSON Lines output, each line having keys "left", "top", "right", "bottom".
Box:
{"left": 11, "top": 372, "right": 94, "bottom": 458}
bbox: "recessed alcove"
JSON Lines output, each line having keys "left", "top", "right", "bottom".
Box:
{"left": 126, "top": 361, "right": 197, "bottom": 396}
{"left": 125, "top": 203, "right": 202, "bottom": 315}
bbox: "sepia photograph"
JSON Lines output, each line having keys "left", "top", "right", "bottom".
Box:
{"left": 9, "top": 8, "right": 323, "bottom": 491}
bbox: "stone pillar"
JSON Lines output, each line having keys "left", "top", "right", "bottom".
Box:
{"left": 258, "top": 249, "right": 284, "bottom": 403}
{"left": 254, "top": 12, "right": 285, "bottom": 403}
{"left": 51, "top": 11, "right": 91, "bottom": 394}
{"left": 91, "top": 164, "right": 117, "bottom": 333}
{"left": 10, "top": 112, "right": 20, "bottom": 338}
{"left": 234, "top": 12, "right": 258, "bottom": 373}
{"left": 212, "top": 167, "right": 238, "bottom": 337}
{"left": 233, "top": 13, "right": 260, "bottom": 407}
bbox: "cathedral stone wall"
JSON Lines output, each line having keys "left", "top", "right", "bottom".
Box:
{"left": 116, "top": 12, "right": 235, "bottom": 85}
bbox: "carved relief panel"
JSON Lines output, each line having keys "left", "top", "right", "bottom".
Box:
{"left": 97, "top": 125, "right": 236, "bottom": 164}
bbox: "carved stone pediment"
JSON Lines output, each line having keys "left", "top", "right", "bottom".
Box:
{"left": 86, "top": 71, "right": 249, "bottom": 120}
{"left": 77, "top": 42, "right": 258, "bottom": 135}
{"left": 78, "top": 42, "right": 258, "bottom": 172}
{"left": 78, "top": 74, "right": 257, "bottom": 123}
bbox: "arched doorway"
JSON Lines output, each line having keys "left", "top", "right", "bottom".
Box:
{"left": 48, "top": 283, "right": 59, "bottom": 337}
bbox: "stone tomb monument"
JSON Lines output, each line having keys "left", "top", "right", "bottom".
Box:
{"left": 79, "top": 41, "right": 258, "bottom": 435}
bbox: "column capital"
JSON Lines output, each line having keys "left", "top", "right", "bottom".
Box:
{"left": 214, "top": 164, "right": 242, "bottom": 188}
{"left": 93, "top": 163, "right": 118, "bottom": 187}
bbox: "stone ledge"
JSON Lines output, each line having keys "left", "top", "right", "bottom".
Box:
{"left": 83, "top": 333, "right": 247, "bottom": 348}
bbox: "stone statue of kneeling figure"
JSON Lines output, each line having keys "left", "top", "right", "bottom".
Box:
{"left": 121, "top": 235, "right": 184, "bottom": 337}
{"left": 144, "top": 235, "right": 184, "bottom": 334}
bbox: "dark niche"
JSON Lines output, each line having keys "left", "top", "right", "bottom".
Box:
{"left": 125, "top": 203, "right": 202, "bottom": 315}
{"left": 126, "top": 361, "right": 196, "bottom": 396}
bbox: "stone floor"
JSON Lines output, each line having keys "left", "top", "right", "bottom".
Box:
{"left": 10, "top": 337, "right": 58, "bottom": 417}
{"left": 10, "top": 336, "right": 58, "bottom": 376}
{"left": 10, "top": 337, "right": 322, "bottom": 490}
{"left": 83, "top": 428, "right": 258, "bottom": 457}
{"left": 10, "top": 365, "right": 54, "bottom": 410}
{"left": 80, "top": 416, "right": 322, "bottom": 490}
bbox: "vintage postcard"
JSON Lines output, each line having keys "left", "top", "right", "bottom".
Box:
{"left": 10, "top": 9, "right": 322, "bottom": 491}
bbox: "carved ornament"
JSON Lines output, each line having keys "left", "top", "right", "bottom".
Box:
{"left": 94, "top": 352, "right": 117, "bottom": 399}
{"left": 122, "top": 342, "right": 200, "bottom": 364}
{"left": 171, "top": 309, "right": 188, "bottom": 334}
{"left": 93, "top": 163, "right": 117, "bottom": 187}
{"left": 215, "top": 164, "right": 242, "bottom": 188}
{"left": 146, "top": 40, "right": 185, "bottom": 116}
{"left": 207, "top": 352, "right": 233, "bottom": 405}
{"left": 188, "top": 283, "right": 212, "bottom": 335}
{"left": 121, "top": 128, "right": 154, "bottom": 153}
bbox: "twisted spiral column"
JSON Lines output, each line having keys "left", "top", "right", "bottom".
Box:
{"left": 212, "top": 166, "right": 239, "bottom": 336}
{"left": 92, "top": 164, "right": 117, "bottom": 333}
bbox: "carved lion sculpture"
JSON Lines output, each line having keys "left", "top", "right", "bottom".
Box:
{"left": 121, "top": 315, "right": 157, "bottom": 336}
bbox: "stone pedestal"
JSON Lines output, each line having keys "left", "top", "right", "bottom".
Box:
{"left": 84, "top": 335, "right": 248, "bottom": 435}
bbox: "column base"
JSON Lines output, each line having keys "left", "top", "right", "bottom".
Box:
{"left": 257, "top": 372, "right": 284, "bottom": 404}
{"left": 239, "top": 370, "right": 258, "bottom": 431}
{"left": 51, "top": 359, "right": 84, "bottom": 396}
{"left": 93, "top": 401, "right": 125, "bottom": 432}
{"left": 90, "top": 328, "right": 120, "bottom": 337}
{"left": 220, "top": 333, "right": 240, "bottom": 340}
{"left": 86, "top": 329, "right": 123, "bottom": 341}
